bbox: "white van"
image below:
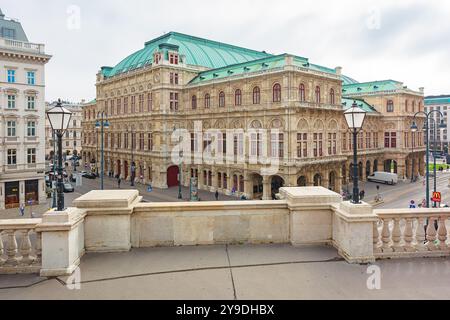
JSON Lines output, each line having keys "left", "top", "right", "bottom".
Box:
{"left": 367, "top": 172, "right": 398, "bottom": 185}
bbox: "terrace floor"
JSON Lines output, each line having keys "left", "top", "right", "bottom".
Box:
{"left": 0, "top": 244, "right": 449, "bottom": 300}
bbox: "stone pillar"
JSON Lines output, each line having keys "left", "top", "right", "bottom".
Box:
{"left": 281, "top": 187, "right": 342, "bottom": 246}
{"left": 72, "top": 190, "right": 141, "bottom": 252}
{"left": 38, "top": 178, "right": 47, "bottom": 205}
{"left": 19, "top": 180, "right": 25, "bottom": 207}
{"left": 336, "top": 166, "right": 343, "bottom": 194}
{"left": 262, "top": 176, "right": 271, "bottom": 200}
{"left": 398, "top": 162, "right": 406, "bottom": 180}
{"left": 332, "top": 201, "right": 378, "bottom": 264}
{"left": 306, "top": 171, "right": 314, "bottom": 186}
{"left": 37, "top": 207, "right": 86, "bottom": 276}
{"left": 0, "top": 182, "right": 5, "bottom": 210}
{"left": 361, "top": 161, "right": 366, "bottom": 182}
{"left": 322, "top": 170, "right": 329, "bottom": 189}
{"left": 243, "top": 173, "right": 252, "bottom": 199}
{"left": 211, "top": 169, "right": 218, "bottom": 192}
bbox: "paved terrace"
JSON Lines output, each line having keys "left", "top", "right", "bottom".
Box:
{"left": 1, "top": 244, "right": 449, "bottom": 300}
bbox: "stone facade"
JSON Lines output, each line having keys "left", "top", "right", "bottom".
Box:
{"left": 0, "top": 11, "right": 51, "bottom": 209}
{"left": 81, "top": 32, "right": 426, "bottom": 200}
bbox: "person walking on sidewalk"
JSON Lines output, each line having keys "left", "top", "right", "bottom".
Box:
{"left": 118, "top": 177, "right": 121, "bottom": 189}
{"left": 215, "top": 190, "right": 219, "bottom": 201}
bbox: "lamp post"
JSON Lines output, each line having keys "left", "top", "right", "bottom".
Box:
{"left": 411, "top": 110, "right": 445, "bottom": 208}
{"left": 130, "top": 129, "right": 135, "bottom": 187}
{"left": 95, "top": 111, "right": 109, "bottom": 190}
{"left": 173, "top": 126, "right": 183, "bottom": 199}
{"left": 52, "top": 130, "right": 57, "bottom": 208}
{"left": 46, "top": 100, "right": 72, "bottom": 211}
{"left": 344, "top": 101, "right": 367, "bottom": 204}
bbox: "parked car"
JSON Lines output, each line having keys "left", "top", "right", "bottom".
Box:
{"left": 63, "top": 183, "right": 74, "bottom": 193}
{"left": 367, "top": 172, "right": 398, "bottom": 185}
{"left": 81, "top": 171, "right": 96, "bottom": 179}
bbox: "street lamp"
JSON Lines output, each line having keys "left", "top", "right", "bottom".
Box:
{"left": 344, "top": 101, "right": 367, "bottom": 204}
{"left": 173, "top": 126, "right": 183, "bottom": 199}
{"left": 129, "top": 128, "right": 136, "bottom": 187}
{"left": 411, "top": 110, "right": 445, "bottom": 208}
{"left": 46, "top": 100, "right": 72, "bottom": 211}
{"left": 95, "top": 111, "right": 109, "bottom": 190}
{"left": 52, "top": 130, "right": 57, "bottom": 208}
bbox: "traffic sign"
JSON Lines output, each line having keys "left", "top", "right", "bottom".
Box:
{"left": 432, "top": 192, "right": 442, "bottom": 203}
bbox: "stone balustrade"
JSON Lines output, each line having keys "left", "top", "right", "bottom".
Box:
{"left": 0, "top": 219, "right": 42, "bottom": 274}
{"left": 373, "top": 208, "right": 450, "bottom": 258}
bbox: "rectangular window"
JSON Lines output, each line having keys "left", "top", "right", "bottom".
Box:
{"left": 170, "top": 92, "right": 179, "bottom": 111}
{"left": 271, "top": 133, "right": 284, "bottom": 158}
{"left": 27, "top": 96, "right": 35, "bottom": 110}
{"left": 73, "top": 119, "right": 77, "bottom": 127}
{"left": 342, "top": 133, "right": 347, "bottom": 151}
{"left": 297, "top": 133, "right": 308, "bottom": 158}
{"left": 313, "top": 133, "right": 323, "bottom": 157}
{"left": 117, "top": 98, "right": 122, "bottom": 114}
{"left": 7, "top": 95, "right": 16, "bottom": 109}
{"left": 170, "top": 72, "right": 179, "bottom": 85}
{"left": 139, "top": 94, "right": 144, "bottom": 113}
{"left": 27, "top": 71, "right": 35, "bottom": 85}
{"left": 366, "top": 132, "right": 371, "bottom": 149}
{"left": 169, "top": 53, "right": 179, "bottom": 65}
{"left": 7, "top": 69, "right": 15, "bottom": 83}
{"left": 2, "top": 28, "right": 15, "bottom": 39}
{"left": 384, "top": 132, "right": 397, "bottom": 148}
{"left": 147, "top": 133, "right": 153, "bottom": 151}
{"left": 139, "top": 133, "right": 144, "bottom": 150}
{"left": 7, "top": 149, "right": 17, "bottom": 165}
{"left": 147, "top": 92, "right": 152, "bottom": 112}
{"left": 124, "top": 97, "right": 128, "bottom": 114}
{"left": 7, "top": 121, "right": 16, "bottom": 137}
{"left": 131, "top": 95, "right": 136, "bottom": 113}
{"left": 27, "top": 121, "right": 36, "bottom": 136}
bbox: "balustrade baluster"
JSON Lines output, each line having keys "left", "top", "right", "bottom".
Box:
{"left": 381, "top": 219, "right": 393, "bottom": 252}
{"left": 392, "top": 218, "right": 403, "bottom": 252}
{"left": 0, "top": 231, "right": 4, "bottom": 265}
{"left": 415, "top": 217, "right": 426, "bottom": 251}
{"left": 5, "top": 230, "right": 18, "bottom": 266}
{"left": 34, "top": 231, "right": 42, "bottom": 264}
{"left": 426, "top": 217, "right": 438, "bottom": 251}
{"left": 404, "top": 218, "right": 414, "bottom": 252}
{"left": 19, "top": 229, "right": 34, "bottom": 265}
{"left": 437, "top": 216, "right": 448, "bottom": 251}
{"left": 373, "top": 221, "right": 381, "bottom": 254}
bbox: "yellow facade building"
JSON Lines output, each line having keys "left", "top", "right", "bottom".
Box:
{"left": 81, "top": 32, "right": 426, "bottom": 199}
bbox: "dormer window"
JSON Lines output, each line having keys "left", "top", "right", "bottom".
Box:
{"left": 169, "top": 53, "right": 179, "bottom": 65}
{"left": 154, "top": 52, "right": 162, "bottom": 64}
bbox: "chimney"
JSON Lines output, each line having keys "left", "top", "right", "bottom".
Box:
{"left": 335, "top": 66, "right": 342, "bottom": 76}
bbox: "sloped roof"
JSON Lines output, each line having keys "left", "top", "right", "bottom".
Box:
{"left": 342, "top": 98, "right": 378, "bottom": 113}
{"left": 105, "top": 32, "right": 271, "bottom": 78}
{"left": 342, "top": 80, "right": 402, "bottom": 96}
{"left": 0, "top": 9, "right": 28, "bottom": 42}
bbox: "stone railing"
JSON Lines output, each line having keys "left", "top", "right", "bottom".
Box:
{"left": 0, "top": 38, "right": 46, "bottom": 54}
{"left": 373, "top": 209, "right": 450, "bottom": 258}
{"left": 0, "top": 219, "right": 42, "bottom": 274}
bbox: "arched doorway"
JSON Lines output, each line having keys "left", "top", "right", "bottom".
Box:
{"left": 297, "top": 176, "right": 307, "bottom": 187}
{"left": 358, "top": 162, "right": 363, "bottom": 180}
{"left": 373, "top": 160, "right": 378, "bottom": 173}
{"left": 251, "top": 174, "right": 263, "bottom": 199}
{"left": 167, "top": 166, "right": 179, "bottom": 187}
{"left": 366, "top": 160, "right": 371, "bottom": 178}
{"left": 384, "top": 160, "right": 398, "bottom": 173}
{"left": 124, "top": 160, "right": 129, "bottom": 179}
{"left": 314, "top": 173, "right": 322, "bottom": 186}
{"left": 271, "top": 175, "right": 284, "bottom": 199}
{"left": 329, "top": 171, "right": 336, "bottom": 191}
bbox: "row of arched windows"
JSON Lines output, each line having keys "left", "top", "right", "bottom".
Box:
{"left": 190, "top": 84, "right": 336, "bottom": 109}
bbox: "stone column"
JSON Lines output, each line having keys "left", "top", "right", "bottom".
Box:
{"left": 211, "top": 169, "right": 218, "bottom": 192}
{"left": 243, "top": 173, "right": 252, "bottom": 199}
{"left": 37, "top": 207, "right": 86, "bottom": 277}
{"left": 0, "top": 182, "right": 5, "bottom": 210}
{"left": 306, "top": 171, "right": 314, "bottom": 186}
{"left": 262, "top": 176, "right": 271, "bottom": 200}
{"left": 38, "top": 179, "right": 47, "bottom": 205}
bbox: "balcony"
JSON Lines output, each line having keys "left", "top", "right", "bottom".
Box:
{"left": 0, "top": 38, "right": 45, "bottom": 54}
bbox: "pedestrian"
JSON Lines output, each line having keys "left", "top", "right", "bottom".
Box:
{"left": 118, "top": 177, "right": 121, "bottom": 189}
{"left": 359, "top": 190, "right": 365, "bottom": 200}
{"left": 409, "top": 200, "right": 416, "bottom": 209}
{"left": 215, "top": 190, "right": 219, "bottom": 201}
{"left": 19, "top": 204, "right": 25, "bottom": 217}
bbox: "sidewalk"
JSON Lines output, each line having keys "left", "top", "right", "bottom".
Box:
{"left": 1, "top": 244, "right": 449, "bottom": 300}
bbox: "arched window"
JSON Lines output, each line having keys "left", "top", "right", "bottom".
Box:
{"left": 219, "top": 91, "right": 225, "bottom": 107}
{"left": 191, "top": 95, "right": 197, "bottom": 110}
{"left": 405, "top": 100, "right": 409, "bottom": 112}
{"left": 387, "top": 100, "right": 394, "bottom": 112}
{"left": 204, "top": 94, "right": 210, "bottom": 108}
{"left": 329, "top": 89, "right": 335, "bottom": 105}
{"left": 235, "top": 89, "right": 242, "bottom": 106}
{"left": 253, "top": 87, "right": 260, "bottom": 104}
{"left": 412, "top": 101, "right": 416, "bottom": 113}
{"left": 315, "top": 86, "right": 321, "bottom": 103}
{"left": 299, "top": 84, "right": 306, "bottom": 102}
{"left": 273, "top": 83, "right": 281, "bottom": 102}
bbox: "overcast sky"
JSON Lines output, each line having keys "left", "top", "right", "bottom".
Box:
{"left": 4, "top": 0, "right": 450, "bottom": 102}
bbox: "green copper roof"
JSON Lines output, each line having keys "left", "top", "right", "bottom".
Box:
{"left": 341, "top": 74, "right": 359, "bottom": 85}
{"left": 105, "top": 32, "right": 271, "bottom": 78}
{"left": 425, "top": 95, "right": 450, "bottom": 105}
{"left": 342, "top": 98, "right": 377, "bottom": 113}
{"left": 343, "top": 80, "right": 402, "bottom": 96}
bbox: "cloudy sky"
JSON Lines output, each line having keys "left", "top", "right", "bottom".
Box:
{"left": 4, "top": 0, "right": 450, "bottom": 102}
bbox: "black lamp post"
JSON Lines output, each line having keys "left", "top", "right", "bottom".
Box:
{"left": 95, "top": 111, "right": 109, "bottom": 190}
{"left": 46, "top": 100, "right": 72, "bottom": 211}
{"left": 411, "top": 110, "right": 445, "bottom": 208}
{"left": 130, "top": 129, "right": 136, "bottom": 187}
{"left": 173, "top": 126, "right": 183, "bottom": 199}
{"left": 344, "top": 101, "right": 367, "bottom": 204}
